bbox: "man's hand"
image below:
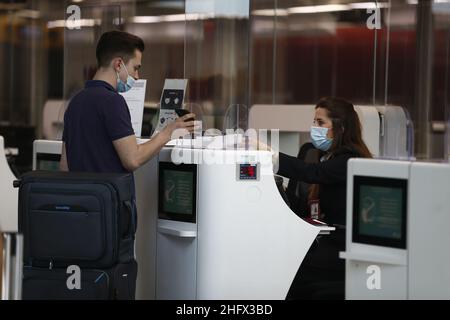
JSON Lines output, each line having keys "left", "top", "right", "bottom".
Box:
{"left": 159, "top": 113, "right": 197, "bottom": 143}
{"left": 113, "top": 113, "right": 198, "bottom": 172}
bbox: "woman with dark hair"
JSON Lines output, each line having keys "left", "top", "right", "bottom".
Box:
{"left": 276, "top": 97, "right": 372, "bottom": 300}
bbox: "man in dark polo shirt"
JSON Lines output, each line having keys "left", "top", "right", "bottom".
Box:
{"left": 60, "top": 30, "right": 195, "bottom": 173}
{"left": 59, "top": 31, "right": 195, "bottom": 299}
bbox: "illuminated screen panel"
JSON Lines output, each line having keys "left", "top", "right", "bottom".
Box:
{"left": 352, "top": 176, "right": 407, "bottom": 249}
{"left": 158, "top": 162, "right": 197, "bottom": 223}
{"left": 36, "top": 153, "right": 61, "bottom": 171}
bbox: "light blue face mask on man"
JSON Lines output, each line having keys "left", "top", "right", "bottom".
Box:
{"left": 310, "top": 126, "right": 333, "bottom": 151}
{"left": 116, "top": 62, "right": 136, "bottom": 93}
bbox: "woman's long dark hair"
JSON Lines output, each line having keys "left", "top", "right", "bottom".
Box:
{"left": 315, "top": 97, "right": 372, "bottom": 158}
{"left": 309, "top": 97, "right": 372, "bottom": 206}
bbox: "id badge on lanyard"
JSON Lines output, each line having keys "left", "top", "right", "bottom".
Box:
{"left": 309, "top": 199, "right": 320, "bottom": 220}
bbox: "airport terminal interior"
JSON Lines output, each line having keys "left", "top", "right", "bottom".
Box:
{"left": 1, "top": 0, "right": 450, "bottom": 300}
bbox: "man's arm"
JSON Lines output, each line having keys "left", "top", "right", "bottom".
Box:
{"left": 60, "top": 142, "right": 69, "bottom": 171}
{"left": 113, "top": 132, "right": 167, "bottom": 172}
{"left": 113, "top": 113, "right": 196, "bottom": 172}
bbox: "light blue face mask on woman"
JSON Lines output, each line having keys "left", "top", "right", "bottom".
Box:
{"left": 116, "top": 62, "right": 136, "bottom": 93}
{"left": 310, "top": 126, "right": 333, "bottom": 151}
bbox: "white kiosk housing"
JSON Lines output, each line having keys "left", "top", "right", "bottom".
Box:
{"left": 155, "top": 146, "right": 333, "bottom": 299}
{"left": 32, "top": 140, "right": 62, "bottom": 171}
{"left": 341, "top": 158, "right": 450, "bottom": 299}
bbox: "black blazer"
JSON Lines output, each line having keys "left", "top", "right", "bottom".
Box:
{"left": 277, "top": 147, "right": 363, "bottom": 226}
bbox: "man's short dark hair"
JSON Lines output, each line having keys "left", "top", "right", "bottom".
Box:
{"left": 96, "top": 30, "right": 144, "bottom": 68}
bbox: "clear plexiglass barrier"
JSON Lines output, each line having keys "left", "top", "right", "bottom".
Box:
{"left": 375, "top": 105, "right": 414, "bottom": 160}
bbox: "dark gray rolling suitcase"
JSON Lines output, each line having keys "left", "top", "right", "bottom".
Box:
{"left": 15, "top": 171, "right": 137, "bottom": 300}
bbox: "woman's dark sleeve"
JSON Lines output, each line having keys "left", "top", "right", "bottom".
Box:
{"left": 277, "top": 152, "right": 352, "bottom": 184}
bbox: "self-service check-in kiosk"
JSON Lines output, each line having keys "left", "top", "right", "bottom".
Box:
{"left": 341, "top": 158, "right": 450, "bottom": 299}
{"left": 155, "top": 144, "right": 333, "bottom": 299}
{"left": 32, "top": 140, "right": 62, "bottom": 171}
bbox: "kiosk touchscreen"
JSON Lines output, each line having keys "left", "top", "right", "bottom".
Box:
{"left": 158, "top": 162, "right": 197, "bottom": 223}
{"left": 35, "top": 153, "right": 61, "bottom": 171}
{"left": 352, "top": 176, "right": 407, "bottom": 249}
{"left": 32, "top": 140, "right": 62, "bottom": 171}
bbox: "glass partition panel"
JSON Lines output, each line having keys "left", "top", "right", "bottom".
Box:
{"left": 250, "top": 0, "right": 384, "bottom": 158}
{"left": 382, "top": 0, "right": 450, "bottom": 161}
{"left": 184, "top": 0, "right": 250, "bottom": 131}
{"left": 271, "top": 0, "right": 380, "bottom": 105}
{"left": 125, "top": 0, "right": 186, "bottom": 136}
{"left": 430, "top": 0, "right": 450, "bottom": 161}
{"left": 63, "top": 2, "right": 121, "bottom": 101}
